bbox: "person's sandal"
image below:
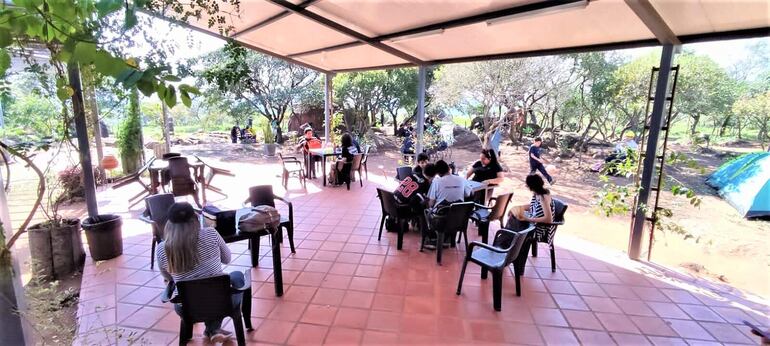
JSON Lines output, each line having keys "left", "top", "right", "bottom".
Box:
{"left": 208, "top": 329, "right": 232, "bottom": 343}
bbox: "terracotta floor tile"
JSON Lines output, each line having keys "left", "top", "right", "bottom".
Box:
{"left": 574, "top": 329, "right": 616, "bottom": 345}
{"left": 595, "top": 312, "right": 641, "bottom": 334}
{"left": 632, "top": 287, "right": 671, "bottom": 302}
{"left": 348, "top": 277, "right": 378, "bottom": 292}
{"left": 697, "top": 321, "right": 753, "bottom": 343}
{"left": 552, "top": 293, "right": 590, "bottom": 311}
{"left": 366, "top": 310, "right": 400, "bottom": 332}
{"left": 400, "top": 314, "right": 437, "bottom": 336}
{"left": 254, "top": 319, "right": 296, "bottom": 344}
{"left": 328, "top": 263, "right": 358, "bottom": 276}
{"left": 659, "top": 289, "right": 701, "bottom": 304}
{"left": 340, "top": 291, "right": 374, "bottom": 309}
{"left": 583, "top": 296, "right": 623, "bottom": 314}
{"left": 402, "top": 296, "right": 437, "bottom": 315}
{"left": 630, "top": 316, "right": 678, "bottom": 337}
{"left": 312, "top": 288, "right": 346, "bottom": 306}
{"left": 501, "top": 321, "right": 544, "bottom": 345}
{"left": 361, "top": 330, "right": 398, "bottom": 344}
{"left": 287, "top": 323, "right": 329, "bottom": 345}
{"left": 562, "top": 310, "right": 604, "bottom": 330}
{"left": 120, "top": 306, "right": 169, "bottom": 329}
{"left": 300, "top": 304, "right": 338, "bottom": 326}
{"left": 250, "top": 298, "right": 278, "bottom": 318}
{"left": 321, "top": 275, "right": 353, "bottom": 290}
{"left": 371, "top": 294, "right": 403, "bottom": 313}
{"left": 284, "top": 286, "right": 319, "bottom": 303}
{"left": 268, "top": 301, "right": 307, "bottom": 322}
{"left": 711, "top": 306, "right": 760, "bottom": 324}
{"left": 354, "top": 264, "right": 382, "bottom": 278}
{"left": 531, "top": 308, "right": 569, "bottom": 327}
{"left": 333, "top": 307, "right": 369, "bottom": 329}
{"left": 647, "top": 336, "right": 688, "bottom": 346}
{"left": 601, "top": 284, "right": 640, "bottom": 300}
{"left": 468, "top": 320, "right": 505, "bottom": 342}
{"left": 647, "top": 302, "right": 690, "bottom": 319}
{"left": 664, "top": 319, "right": 714, "bottom": 341}
{"left": 615, "top": 298, "right": 658, "bottom": 317}
{"left": 295, "top": 272, "right": 327, "bottom": 286}
{"left": 543, "top": 279, "right": 577, "bottom": 295}
{"left": 304, "top": 260, "right": 334, "bottom": 273}
{"left": 324, "top": 327, "right": 363, "bottom": 345}
{"left": 538, "top": 326, "right": 580, "bottom": 345}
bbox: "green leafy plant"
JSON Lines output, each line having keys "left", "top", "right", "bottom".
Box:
{"left": 262, "top": 121, "right": 274, "bottom": 144}
{"left": 117, "top": 88, "right": 143, "bottom": 173}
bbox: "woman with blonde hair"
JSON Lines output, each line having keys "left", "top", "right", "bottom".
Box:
{"left": 156, "top": 202, "right": 243, "bottom": 343}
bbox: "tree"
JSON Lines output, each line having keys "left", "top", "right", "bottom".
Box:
{"left": 733, "top": 92, "right": 770, "bottom": 149}
{"left": 381, "top": 68, "right": 418, "bottom": 135}
{"left": 195, "top": 42, "right": 318, "bottom": 143}
{"left": 673, "top": 52, "right": 737, "bottom": 136}
{"left": 334, "top": 70, "right": 388, "bottom": 132}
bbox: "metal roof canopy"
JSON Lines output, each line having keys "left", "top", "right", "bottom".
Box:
{"left": 173, "top": 0, "right": 769, "bottom": 73}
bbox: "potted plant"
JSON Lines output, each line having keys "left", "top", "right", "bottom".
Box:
{"left": 262, "top": 122, "right": 277, "bottom": 156}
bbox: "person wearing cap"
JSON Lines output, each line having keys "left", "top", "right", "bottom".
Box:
{"left": 155, "top": 202, "right": 243, "bottom": 343}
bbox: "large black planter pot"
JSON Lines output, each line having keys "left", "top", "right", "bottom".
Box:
{"left": 27, "top": 219, "right": 85, "bottom": 280}
{"left": 82, "top": 214, "right": 123, "bottom": 261}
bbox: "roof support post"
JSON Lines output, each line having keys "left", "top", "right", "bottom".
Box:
{"left": 414, "top": 66, "right": 427, "bottom": 160}
{"left": 68, "top": 62, "right": 98, "bottom": 218}
{"left": 324, "top": 72, "right": 334, "bottom": 144}
{"left": 628, "top": 44, "right": 677, "bottom": 260}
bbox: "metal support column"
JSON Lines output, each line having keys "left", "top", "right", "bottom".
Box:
{"left": 628, "top": 44, "right": 677, "bottom": 260}
{"left": 324, "top": 73, "right": 333, "bottom": 144}
{"left": 415, "top": 66, "right": 427, "bottom": 160}
{"left": 69, "top": 63, "right": 98, "bottom": 218}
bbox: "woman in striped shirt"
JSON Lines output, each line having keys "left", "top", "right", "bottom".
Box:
{"left": 521, "top": 174, "right": 556, "bottom": 242}
{"left": 156, "top": 202, "right": 243, "bottom": 343}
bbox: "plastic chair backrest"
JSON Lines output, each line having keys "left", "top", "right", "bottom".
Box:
{"left": 176, "top": 274, "right": 233, "bottom": 323}
{"left": 505, "top": 227, "right": 534, "bottom": 265}
{"left": 436, "top": 202, "right": 475, "bottom": 233}
{"left": 489, "top": 193, "right": 513, "bottom": 221}
{"left": 248, "top": 185, "right": 276, "bottom": 208}
{"left": 553, "top": 199, "right": 568, "bottom": 223}
{"left": 145, "top": 193, "right": 175, "bottom": 234}
{"left": 377, "top": 188, "right": 399, "bottom": 216}
{"left": 350, "top": 154, "right": 363, "bottom": 170}
{"left": 396, "top": 166, "right": 412, "bottom": 181}
{"left": 163, "top": 152, "right": 182, "bottom": 160}
{"left": 167, "top": 157, "right": 192, "bottom": 180}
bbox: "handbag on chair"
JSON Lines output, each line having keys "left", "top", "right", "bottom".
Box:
{"left": 238, "top": 206, "right": 281, "bottom": 233}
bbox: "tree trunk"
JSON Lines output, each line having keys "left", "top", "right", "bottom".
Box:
{"left": 275, "top": 126, "right": 284, "bottom": 144}
{"left": 391, "top": 114, "right": 398, "bottom": 135}
{"left": 82, "top": 68, "right": 105, "bottom": 182}
{"left": 690, "top": 114, "right": 701, "bottom": 136}
{"left": 380, "top": 113, "right": 385, "bottom": 128}
{"left": 161, "top": 103, "right": 172, "bottom": 153}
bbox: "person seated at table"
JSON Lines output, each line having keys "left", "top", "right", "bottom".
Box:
{"left": 156, "top": 202, "right": 245, "bottom": 343}
{"left": 328, "top": 133, "right": 358, "bottom": 186}
{"left": 395, "top": 163, "right": 437, "bottom": 232}
{"left": 414, "top": 152, "right": 430, "bottom": 175}
{"left": 506, "top": 174, "right": 555, "bottom": 243}
{"left": 295, "top": 127, "right": 322, "bottom": 153}
{"left": 466, "top": 148, "right": 504, "bottom": 185}
{"left": 424, "top": 160, "right": 471, "bottom": 249}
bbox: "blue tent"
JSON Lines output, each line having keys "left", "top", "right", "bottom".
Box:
{"left": 706, "top": 152, "right": 770, "bottom": 218}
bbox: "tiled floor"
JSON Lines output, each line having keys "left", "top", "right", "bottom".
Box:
{"left": 74, "top": 158, "right": 769, "bottom": 345}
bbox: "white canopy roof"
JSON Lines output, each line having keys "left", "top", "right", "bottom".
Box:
{"left": 179, "top": 0, "right": 770, "bottom": 73}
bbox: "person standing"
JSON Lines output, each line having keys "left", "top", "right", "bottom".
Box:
{"left": 528, "top": 137, "right": 553, "bottom": 184}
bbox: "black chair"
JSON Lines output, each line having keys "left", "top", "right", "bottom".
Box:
{"left": 193, "top": 155, "right": 235, "bottom": 197}
{"left": 423, "top": 202, "right": 475, "bottom": 264}
{"left": 245, "top": 185, "right": 296, "bottom": 254}
{"left": 161, "top": 272, "right": 253, "bottom": 346}
{"left": 162, "top": 152, "right": 182, "bottom": 160}
{"left": 531, "top": 199, "right": 568, "bottom": 273}
{"left": 395, "top": 166, "right": 412, "bottom": 181}
{"left": 112, "top": 157, "right": 156, "bottom": 208}
{"left": 376, "top": 188, "right": 411, "bottom": 250}
{"left": 360, "top": 145, "right": 371, "bottom": 180}
{"left": 278, "top": 153, "right": 306, "bottom": 189}
{"left": 456, "top": 226, "right": 535, "bottom": 311}
{"left": 139, "top": 193, "right": 175, "bottom": 270}
{"left": 470, "top": 193, "right": 513, "bottom": 244}
{"left": 167, "top": 156, "right": 202, "bottom": 207}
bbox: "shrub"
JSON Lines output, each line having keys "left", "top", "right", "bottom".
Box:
{"left": 117, "top": 88, "right": 143, "bottom": 173}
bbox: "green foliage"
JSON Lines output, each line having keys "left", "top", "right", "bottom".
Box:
{"left": 262, "top": 121, "right": 274, "bottom": 144}
{"left": 117, "top": 88, "right": 143, "bottom": 173}
{"left": 732, "top": 91, "right": 770, "bottom": 148}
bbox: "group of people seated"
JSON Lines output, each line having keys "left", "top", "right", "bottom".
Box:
{"left": 229, "top": 124, "right": 257, "bottom": 144}
{"left": 392, "top": 147, "right": 554, "bottom": 249}
{"left": 295, "top": 126, "right": 362, "bottom": 186}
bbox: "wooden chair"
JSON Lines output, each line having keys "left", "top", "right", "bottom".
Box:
{"left": 278, "top": 153, "right": 306, "bottom": 189}
{"left": 161, "top": 272, "right": 253, "bottom": 346}
{"left": 138, "top": 193, "right": 175, "bottom": 269}
{"left": 112, "top": 157, "right": 156, "bottom": 208}
{"left": 457, "top": 227, "right": 534, "bottom": 311}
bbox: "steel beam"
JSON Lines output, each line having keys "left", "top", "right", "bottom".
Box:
{"left": 324, "top": 72, "right": 333, "bottom": 144}
{"left": 69, "top": 63, "right": 98, "bottom": 218}
{"left": 628, "top": 44, "right": 677, "bottom": 260}
{"left": 415, "top": 66, "right": 427, "bottom": 159}
{"left": 231, "top": 0, "right": 319, "bottom": 38}
{"left": 266, "top": 0, "right": 424, "bottom": 65}
{"left": 624, "top": 0, "right": 680, "bottom": 45}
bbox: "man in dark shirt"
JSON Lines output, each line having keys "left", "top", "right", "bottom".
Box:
{"left": 528, "top": 137, "right": 553, "bottom": 184}
{"left": 395, "top": 163, "right": 437, "bottom": 235}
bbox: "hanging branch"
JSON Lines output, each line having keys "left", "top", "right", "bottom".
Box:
{"left": 0, "top": 141, "right": 45, "bottom": 250}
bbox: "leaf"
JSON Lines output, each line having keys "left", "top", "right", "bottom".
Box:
{"left": 179, "top": 84, "right": 200, "bottom": 94}
{"left": 164, "top": 85, "right": 177, "bottom": 108}
{"left": 162, "top": 75, "right": 181, "bottom": 82}
{"left": 95, "top": 0, "right": 122, "bottom": 17}
{"left": 136, "top": 79, "right": 155, "bottom": 96}
{"left": 180, "top": 89, "right": 191, "bottom": 107}
{"left": 73, "top": 42, "right": 97, "bottom": 64}
{"left": 0, "top": 29, "right": 10, "bottom": 48}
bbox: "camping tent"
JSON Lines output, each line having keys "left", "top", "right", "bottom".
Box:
{"left": 706, "top": 152, "right": 770, "bottom": 218}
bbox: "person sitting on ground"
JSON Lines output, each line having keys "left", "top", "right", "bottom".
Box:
{"left": 466, "top": 148, "right": 504, "bottom": 185}
{"left": 156, "top": 202, "right": 244, "bottom": 343}
{"left": 528, "top": 137, "right": 554, "bottom": 184}
{"left": 506, "top": 174, "right": 556, "bottom": 244}
{"left": 424, "top": 160, "right": 471, "bottom": 249}
{"left": 328, "top": 133, "right": 359, "bottom": 186}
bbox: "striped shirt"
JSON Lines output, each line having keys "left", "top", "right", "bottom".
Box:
{"left": 156, "top": 227, "right": 231, "bottom": 282}
{"left": 529, "top": 194, "right": 556, "bottom": 243}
